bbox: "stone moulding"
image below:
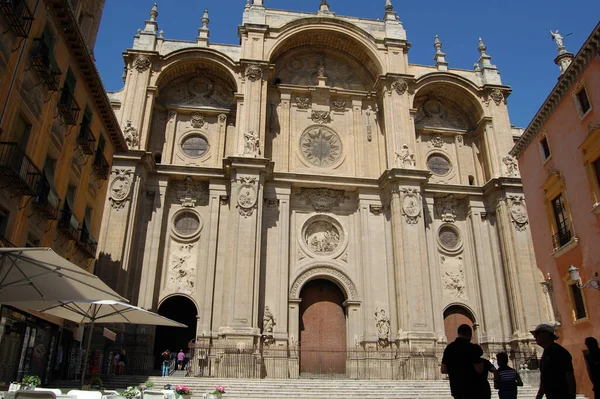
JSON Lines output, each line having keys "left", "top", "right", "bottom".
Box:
{"left": 289, "top": 265, "right": 358, "bottom": 300}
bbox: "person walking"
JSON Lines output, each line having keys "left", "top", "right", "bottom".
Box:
{"left": 177, "top": 349, "right": 185, "bottom": 370}
{"left": 531, "top": 324, "right": 576, "bottom": 399}
{"left": 585, "top": 337, "right": 600, "bottom": 399}
{"left": 441, "top": 324, "right": 484, "bottom": 399}
{"left": 494, "top": 352, "right": 523, "bottom": 399}
{"left": 161, "top": 349, "right": 171, "bottom": 377}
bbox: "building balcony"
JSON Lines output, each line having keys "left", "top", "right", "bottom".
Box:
{"left": 0, "top": 0, "right": 34, "bottom": 38}
{"left": 33, "top": 179, "right": 61, "bottom": 220}
{"left": 76, "top": 124, "right": 96, "bottom": 155}
{"left": 77, "top": 227, "right": 97, "bottom": 258}
{"left": 92, "top": 152, "right": 109, "bottom": 180}
{"left": 552, "top": 228, "right": 572, "bottom": 250}
{"left": 58, "top": 210, "right": 80, "bottom": 240}
{"left": 57, "top": 88, "right": 81, "bottom": 126}
{"left": 0, "top": 142, "right": 42, "bottom": 196}
{"left": 29, "top": 38, "right": 61, "bottom": 92}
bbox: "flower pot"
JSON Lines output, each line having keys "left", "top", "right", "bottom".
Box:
{"left": 176, "top": 394, "right": 192, "bottom": 399}
{"left": 207, "top": 394, "right": 221, "bottom": 399}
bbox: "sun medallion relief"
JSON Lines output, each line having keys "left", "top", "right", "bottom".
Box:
{"left": 299, "top": 126, "right": 342, "bottom": 168}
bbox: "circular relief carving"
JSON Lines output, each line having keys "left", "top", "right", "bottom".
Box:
{"left": 300, "top": 126, "right": 342, "bottom": 167}
{"left": 439, "top": 225, "right": 460, "bottom": 250}
{"left": 300, "top": 215, "right": 347, "bottom": 259}
{"left": 172, "top": 210, "right": 202, "bottom": 238}
{"left": 427, "top": 153, "right": 452, "bottom": 176}
{"left": 181, "top": 135, "right": 209, "bottom": 158}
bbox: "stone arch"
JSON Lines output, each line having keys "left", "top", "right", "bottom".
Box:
{"left": 290, "top": 263, "right": 359, "bottom": 301}
{"left": 158, "top": 292, "right": 200, "bottom": 315}
{"left": 443, "top": 303, "right": 478, "bottom": 343}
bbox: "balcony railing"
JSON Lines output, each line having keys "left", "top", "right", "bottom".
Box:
{"left": 77, "top": 124, "right": 96, "bottom": 155}
{"left": 77, "top": 227, "right": 97, "bottom": 258}
{"left": 29, "top": 38, "right": 61, "bottom": 92}
{"left": 58, "top": 209, "right": 80, "bottom": 240}
{"left": 552, "top": 226, "right": 572, "bottom": 249}
{"left": 33, "top": 179, "right": 61, "bottom": 220}
{"left": 0, "top": 142, "right": 42, "bottom": 196}
{"left": 92, "top": 152, "right": 109, "bottom": 180}
{"left": 0, "top": 236, "right": 15, "bottom": 248}
{"left": 57, "top": 88, "right": 81, "bottom": 125}
{"left": 0, "top": 0, "right": 34, "bottom": 38}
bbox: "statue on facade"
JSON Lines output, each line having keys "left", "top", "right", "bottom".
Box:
{"left": 243, "top": 130, "right": 260, "bottom": 156}
{"left": 395, "top": 144, "right": 416, "bottom": 168}
{"left": 375, "top": 308, "right": 390, "bottom": 342}
{"left": 502, "top": 154, "right": 519, "bottom": 177}
{"left": 263, "top": 306, "right": 275, "bottom": 334}
{"left": 550, "top": 30, "right": 564, "bottom": 48}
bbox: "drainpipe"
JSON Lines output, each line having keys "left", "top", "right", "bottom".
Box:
{"left": 0, "top": 0, "right": 42, "bottom": 133}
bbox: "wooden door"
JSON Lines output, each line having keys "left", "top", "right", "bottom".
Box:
{"left": 444, "top": 306, "right": 476, "bottom": 343}
{"left": 299, "top": 279, "right": 347, "bottom": 376}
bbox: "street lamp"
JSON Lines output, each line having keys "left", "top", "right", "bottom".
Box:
{"left": 568, "top": 265, "right": 600, "bottom": 290}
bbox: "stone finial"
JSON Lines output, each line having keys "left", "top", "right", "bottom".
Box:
{"left": 149, "top": 3, "right": 158, "bottom": 22}
{"left": 384, "top": 0, "right": 398, "bottom": 21}
{"left": 245, "top": 0, "right": 251, "bottom": 8}
{"left": 433, "top": 35, "right": 448, "bottom": 71}
{"left": 477, "top": 37, "right": 493, "bottom": 68}
{"left": 478, "top": 37, "right": 487, "bottom": 56}
{"left": 197, "top": 9, "right": 210, "bottom": 45}
{"left": 318, "top": 0, "right": 331, "bottom": 14}
{"left": 551, "top": 30, "right": 574, "bottom": 75}
{"left": 253, "top": 0, "right": 263, "bottom": 5}
{"left": 385, "top": 0, "right": 393, "bottom": 11}
{"left": 201, "top": 9, "right": 210, "bottom": 28}
{"left": 158, "top": 30, "right": 164, "bottom": 39}
{"left": 476, "top": 37, "right": 501, "bottom": 85}
{"left": 142, "top": 2, "right": 158, "bottom": 34}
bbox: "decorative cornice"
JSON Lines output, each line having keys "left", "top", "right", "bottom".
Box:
{"left": 512, "top": 22, "right": 600, "bottom": 158}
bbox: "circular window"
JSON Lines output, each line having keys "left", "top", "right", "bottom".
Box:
{"left": 181, "top": 135, "right": 208, "bottom": 158}
{"left": 439, "top": 225, "right": 460, "bottom": 250}
{"left": 427, "top": 153, "right": 452, "bottom": 176}
{"left": 174, "top": 211, "right": 200, "bottom": 236}
{"left": 299, "top": 126, "right": 342, "bottom": 167}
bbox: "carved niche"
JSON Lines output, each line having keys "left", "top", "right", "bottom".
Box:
{"left": 508, "top": 195, "right": 528, "bottom": 232}
{"left": 400, "top": 188, "right": 422, "bottom": 225}
{"left": 157, "top": 73, "right": 235, "bottom": 110}
{"left": 435, "top": 195, "right": 459, "bottom": 223}
{"left": 236, "top": 176, "right": 258, "bottom": 217}
{"left": 109, "top": 169, "right": 133, "bottom": 210}
{"left": 168, "top": 243, "right": 195, "bottom": 293}
{"left": 415, "top": 98, "right": 468, "bottom": 131}
{"left": 440, "top": 255, "right": 467, "bottom": 299}
{"left": 123, "top": 120, "right": 139, "bottom": 149}
{"left": 175, "top": 177, "right": 208, "bottom": 207}
{"left": 299, "top": 126, "right": 342, "bottom": 167}
{"left": 297, "top": 187, "right": 345, "bottom": 212}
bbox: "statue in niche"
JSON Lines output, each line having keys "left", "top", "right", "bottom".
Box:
{"left": 316, "top": 55, "right": 326, "bottom": 78}
{"left": 395, "top": 144, "right": 416, "bottom": 168}
{"left": 263, "top": 306, "right": 275, "bottom": 334}
{"left": 243, "top": 131, "right": 260, "bottom": 156}
{"left": 375, "top": 308, "right": 390, "bottom": 342}
{"left": 502, "top": 155, "right": 519, "bottom": 177}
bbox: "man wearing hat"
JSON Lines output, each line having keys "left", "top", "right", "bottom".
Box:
{"left": 531, "top": 324, "right": 576, "bottom": 399}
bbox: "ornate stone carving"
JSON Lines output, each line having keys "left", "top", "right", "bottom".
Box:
{"left": 391, "top": 78, "right": 408, "bottom": 95}
{"left": 369, "top": 204, "right": 384, "bottom": 215}
{"left": 304, "top": 219, "right": 341, "bottom": 254}
{"left": 176, "top": 177, "right": 207, "bottom": 207}
{"left": 375, "top": 308, "right": 391, "bottom": 343}
{"left": 435, "top": 195, "right": 459, "bottom": 223}
{"left": 133, "top": 55, "right": 151, "bottom": 72}
{"left": 401, "top": 188, "right": 422, "bottom": 225}
{"left": 489, "top": 88, "right": 505, "bottom": 105}
{"left": 365, "top": 105, "right": 374, "bottom": 142}
{"left": 502, "top": 154, "right": 519, "bottom": 177}
{"left": 245, "top": 64, "right": 263, "bottom": 82}
{"left": 263, "top": 306, "right": 275, "bottom": 334}
{"left": 123, "top": 120, "right": 139, "bottom": 149}
{"left": 395, "top": 144, "right": 416, "bottom": 168}
{"left": 218, "top": 114, "right": 227, "bottom": 124}
{"left": 415, "top": 98, "right": 468, "bottom": 131}
{"left": 243, "top": 130, "right": 260, "bottom": 156}
{"left": 109, "top": 169, "right": 133, "bottom": 210}
{"left": 169, "top": 244, "right": 195, "bottom": 292}
{"left": 440, "top": 255, "right": 466, "bottom": 299}
{"left": 296, "top": 97, "right": 311, "bottom": 109}
{"left": 311, "top": 110, "right": 331, "bottom": 124}
{"left": 290, "top": 266, "right": 358, "bottom": 300}
{"left": 508, "top": 195, "right": 528, "bottom": 231}
{"left": 190, "top": 112, "right": 205, "bottom": 128}
{"left": 431, "top": 134, "right": 444, "bottom": 148}
{"left": 297, "top": 187, "right": 345, "bottom": 211}
{"left": 158, "top": 74, "right": 234, "bottom": 109}
{"left": 299, "top": 126, "right": 342, "bottom": 167}
{"left": 236, "top": 176, "right": 258, "bottom": 217}
{"left": 332, "top": 100, "right": 346, "bottom": 111}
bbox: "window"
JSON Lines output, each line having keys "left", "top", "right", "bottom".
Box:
{"left": 181, "top": 135, "right": 208, "bottom": 158}
{"left": 551, "top": 194, "right": 571, "bottom": 248}
{"left": 593, "top": 158, "right": 600, "bottom": 189}
{"left": 576, "top": 87, "right": 591, "bottom": 116}
{"left": 13, "top": 114, "right": 32, "bottom": 151}
{"left": 173, "top": 211, "right": 200, "bottom": 236}
{"left": 539, "top": 136, "right": 551, "bottom": 161}
{"left": 570, "top": 284, "right": 587, "bottom": 320}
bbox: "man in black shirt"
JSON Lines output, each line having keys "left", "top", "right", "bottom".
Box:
{"left": 531, "top": 324, "right": 576, "bottom": 399}
{"left": 441, "top": 324, "right": 484, "bottom": 399}
{"left": 585, "top": 337, "right": 600, "bottom": 399}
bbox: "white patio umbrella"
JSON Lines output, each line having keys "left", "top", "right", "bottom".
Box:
{"left": 12, "top": 299, "right": 187, "bottom": 387}
{"left": 0, "top": 248, "right": 125, "bottom": 302}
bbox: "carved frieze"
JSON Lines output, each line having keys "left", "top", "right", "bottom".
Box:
{"left": 133, "top": 55, "right": 151, "bottom": 72}
{"left": 296, "top": 97, "right": 311, "bottom": 109}
{"left": 395, "top": 144, "right": 416, "bottom": 169}
{"left": 440, "top": 255, "right": 467, "bottom": 299}
{"left": 158, "top": 74, "right": 234, "bottom": 109}
{"left": 245, "top": 65, "right": 263, "bottom": 82}
{"left": 109, "top": 169, "right": 133, "bottom": 210}
{"left": 332, "top": 100, "right": 346, "bottom": 112}
{"left": 304, "top": 219, "right": 341, "bottom": 255}
{"left": 168, "top": 243, "right": 195, "bottom": 293}
{"left": 243, "top": 131, "right": 260, "bottom": 157}
{"left": 311, "top": 110, "right": 331, "bottom": 124}
{"left": 176, "top": 177, "right": 207, "bottom": 207}
{"left": 435, "top": 195, "right": 459, "bottom": 223}
{"left": 415, "top": 98, "right": 468, "bottom": 131}
{"left": 297, "top": 187, "right": 345, "bottom": 212}
{"left": 431, "top": 134, "right": 444, "bottom": 148}
{"left": 290, "top": 266, "right": 357, "bottom": 300}
{"left": 236, "top": 176, "right": 258, "bottom": 217}
{"left": 508, "top": 195, "right": 528, "bottom": 231}
{"left": 123, "top": 120, "right": 139, "bottom": 149}
{"left": 190, "top": 112, "right": 205, "bottom": 128}
{"left": 401, "top": 188, "right": 422, "bottom": 225}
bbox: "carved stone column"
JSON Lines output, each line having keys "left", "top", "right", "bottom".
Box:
{"left": 381, "top": 77, "right": 416, "bottom": 170}
{"left": 122, "top": 54, "right": 153, "bottom": 129}
{"left": 238, "top": 64, "right": 267, "bottom": 157}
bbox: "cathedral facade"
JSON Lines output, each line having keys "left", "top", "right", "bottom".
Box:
{"left": 98, "top": 0, "right": 554, "bottom": 377}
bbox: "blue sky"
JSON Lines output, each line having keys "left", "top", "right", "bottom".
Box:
{"left": 95, "top": 1, "right": 599, "bottom": 128}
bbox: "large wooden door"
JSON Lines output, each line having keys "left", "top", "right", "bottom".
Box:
{"left": 444, "top": 305, "right": 476, "bottom": 343}
{"left": 299, "top": 279, "right": 347, "bottom": 376}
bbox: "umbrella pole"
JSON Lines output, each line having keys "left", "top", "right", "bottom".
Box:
{"left": 80, "top": 318, "right": 95, "bottom": 388}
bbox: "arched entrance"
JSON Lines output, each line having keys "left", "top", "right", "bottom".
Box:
{"left": 153, "top": 296, "right": 197, "bottom": 369}
{"left": 443, "top": 305, "right": 476, "bottom": 343}
{"left": 299, "top": 279, "right": 347, "bottom": 376}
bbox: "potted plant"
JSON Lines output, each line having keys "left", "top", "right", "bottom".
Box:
{"left": 174, "top": 385, "right": 191, "bottom": 399}
{"left": 21, "top": 375, "right": 41, "bottom": 390}
{"left": 91, "top": 376, "right": 103, "bottom": 390}
{"left": 207, "top": 385, "right": 225, "bottom": 399}
{"left": 121, "top": 386, "right": 140, "bottom": 399}
{"left": 144, "top": 380, "right": 154, "bottom": 390}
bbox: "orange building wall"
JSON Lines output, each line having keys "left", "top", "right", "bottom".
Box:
{"left": 517, "top": 55, "right": 600, "bottom": 398}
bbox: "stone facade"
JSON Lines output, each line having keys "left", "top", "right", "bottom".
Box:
{"left": 99, "top": 1, "right": 551, "bottom": 375}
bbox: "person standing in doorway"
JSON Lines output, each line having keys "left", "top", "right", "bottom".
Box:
{"left": 531, "top": 324, "right": 576, "bottom": 399}
{"left": 441, "top": 324, "right": 484, "bottom": 399}
{"left": 161, "top": 349, "right": 171, "bottom": 377}
{"left": 177, "top": 349, "right": 185, "bottom": 370}
{"left": 584, "top": 337, "right": 600, "bottom": 399}
{"left": 494, "top": 352, "right": 523, "bottom": 399}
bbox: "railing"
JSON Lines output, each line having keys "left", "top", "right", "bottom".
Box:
{"left": 33, "top": 179, "right": 61, "bottom": 220}
{"left": 29, "top": 38, "right": 61, "bottom": 92}
{"left": 0, "top": 142, "right": 42, "bottom": 196}
{"left": 552, "top": 226, "right": 572, "bottom": 249}
{"left": 0, "top": 0, "right": 34, "bottom": 37}
{"left": 58, "top": 208, "right": 80, "bottom": 240}
{"left": 92, "top": 152, "right": 109, "bottom": 180}
{"left": 0, "top": 236, "right": 15, "bottom": 247}
{"left": 77, "top": 124, "right": 96, "bottom": 155}
{"left": 76, "top": 226, "right": 97, "bottom": 258}
{"left": 57, "top": 88, "right": 81, "bottom": 125}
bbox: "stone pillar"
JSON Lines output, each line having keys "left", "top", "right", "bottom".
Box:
{"left": 121, "top": 54, "right": 153, "bottom": 129}
{"left": 278, "top": 91, "right": 291, "bottom": 172}
{"left": 139, "top": 86, "right": 157, "bottom": 149}
{"left": 238, "top": 63, "right": 266, "bottom": 156}
{"left": 352, "top": 99, "right": 365, "bottom": 177}
{"left": 381, "top": 77, "right": 415, "bottom": 170}
{"left": 163, "top": 110, "right": 177, "bottom": 163}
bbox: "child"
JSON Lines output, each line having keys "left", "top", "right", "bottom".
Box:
{"left": 494, "top": 352, "right": 524, "bottom": 399}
